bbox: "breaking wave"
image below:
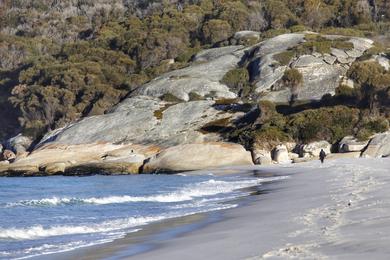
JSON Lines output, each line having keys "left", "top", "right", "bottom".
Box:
{"left": 5, "top": 177, "right": 288, "bottom": 208}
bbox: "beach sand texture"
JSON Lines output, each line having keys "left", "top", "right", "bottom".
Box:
{"left": 53, "top": 158, "right": 390, "bottom": 260}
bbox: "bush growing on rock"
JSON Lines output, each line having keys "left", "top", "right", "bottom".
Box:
{"left": 347, "top": 61, "right": 390, "bottom": 114}
{"left": 221, "top": 68, "right": 250, "bottom": 97}
{"left": 286, "top": 106, "right": 361, "bottom": 143}
{"left": 282, "top": 69, "right": 303, "bottom": 105}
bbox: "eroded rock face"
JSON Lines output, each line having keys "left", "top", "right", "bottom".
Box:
{"left": 39, "top": 96, "right": 243, "bottom": 147}
{"left": 5, "top": 134, "right": 32, "bottom": 156}
{"left": 133, "top": 46, "right": 247, "bottom": 101}
{"left": 143, "top": 142, "right": 253, "bottom": 173}
{"left": 272, "top": 144, "right": 290, "bottom": 164}
{"left": 252, "top": 148, "right": 272, "bottom": 165}
{"left": 1, "top": 149, "right": 16, "bottom": 162}
{"left": 0, "top": 143, "right": 158, "bottom": 176}
{"left": 362, "top": 132, "right": 390, "bottom": 158}
{"left": 250, "top": 33, "right": 373, "bottom": 103}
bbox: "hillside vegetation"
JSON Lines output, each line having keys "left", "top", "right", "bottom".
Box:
{"left": 1, "top": 0, "right": 390, "bottom": 143}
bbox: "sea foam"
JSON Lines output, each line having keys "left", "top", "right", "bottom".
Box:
{"left": 5, "top": 176, "right": 288, "bottom": 208}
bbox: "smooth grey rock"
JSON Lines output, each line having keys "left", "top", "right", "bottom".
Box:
{"left": 261, "top": 64, "right": 348, "bottom": 103}
{"left": 312, "top": 52, "right": 322, "bottom": 58}
{"left": 362, "top": 131, "right": 390, "bottom": 158}
{"left": 339, "top": 136, "right": 369, "bottom": 152}
{"left": 234, "top": 31, "right": 260, "bottom": 41}
{"left": 337, "top": 57, "right": 350, "bottom": 64}
{"left": 349, "top": 37, "right": 374, "bottom": 53}
{"left": 193, "top": 45, "right": 244, "bottom": 62}
{"left": 323, "top": 55, "right": 337, "bottom": 65}
{"left": 346, "top": 49, "right": 363, "bottom": 58}
{"left": 39, "top": 96, "right": 243, "bottom": 148}
{"left": 5, "top": 134, "right": 32, "bottom": 155}
{"left": 253, "top": 55, "right": 288, "bottom": 93}
{"left": 331, "top": 48, "right": 348, "bottom": 59}
{"left": 301, "top": 141, "right": 331, "bottom": 158}
{"left": 253, "top": 33, "right": 371, "bottom": 103}
{"left": 255, "top": 33, "right": 305, "bottom": 56}
{"left": 293, "top": 55, "right": 326, "bottom": 68}
{"left": 134, "top": 46, "right": 246, "bottom": 101}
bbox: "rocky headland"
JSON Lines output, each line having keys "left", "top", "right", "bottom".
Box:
{"left": 1, "top": 32, "right": 390, "bottom": 176}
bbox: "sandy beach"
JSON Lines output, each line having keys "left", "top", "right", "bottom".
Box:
{"left": 43, "top": 158, "right": 390, "bottom": 260}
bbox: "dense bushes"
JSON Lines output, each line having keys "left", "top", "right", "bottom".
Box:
{"left": 237, "top": 104, "right": 389, "bottom": 150}
{"left": 1, "top": 0, "right": 390, "bottom": 142}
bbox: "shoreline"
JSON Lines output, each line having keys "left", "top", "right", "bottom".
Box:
{"left": 34, "top": 158, "right": 390, "bottom": 260}
{"left": 30, "top": 166, "right": 287, "bottom": 260}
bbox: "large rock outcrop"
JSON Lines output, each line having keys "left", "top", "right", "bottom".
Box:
{"left": 0, "top": 143, "right": 159, "bottom": 176}
{"left": 132, "top": 46, "right": 247, "bottom": 101}
{"left": 143, "top": 142, "right": 253, "bottom": 173}
{"left": 39, "top": 96, "right": 244, "bottom": 147}
{"left": 248, "top": 33, "right": 373, "bottom": 103}
{"left": 362, "top": 132, "right": 390, "bottom": 158}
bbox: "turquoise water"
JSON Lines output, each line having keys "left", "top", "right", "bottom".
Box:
{"left": 0, "top": 172, "right": 286, "bottom": 259}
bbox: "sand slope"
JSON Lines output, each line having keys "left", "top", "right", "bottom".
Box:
{"left": 132, "top": 159, "right": 390, "bottom": 260}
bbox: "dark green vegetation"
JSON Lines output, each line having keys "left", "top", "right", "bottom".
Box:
{"left": 1, "top": 0, "right": 390, "bottom": 144}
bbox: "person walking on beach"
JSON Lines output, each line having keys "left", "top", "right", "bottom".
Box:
{"left": 319, "top": 149, "right": 326, "bottom": 164}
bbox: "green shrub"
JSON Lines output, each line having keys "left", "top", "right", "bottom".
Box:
{"left": 221, "top": 68, "right": 250, "bottom": 96}
{"left": 356, "top": 128, "right": 373, "bottom": 141}
{"left": 188, "top": 92, "right": 204, "bottom": 101}
{"left": 261, "top": 29, "right": 290, "bottom": 40}
{"left": 273, "top": 51, "right": 295, "bottom": 66}
{"left": 160, "top": 93, "right": 184, "bottom": 103}
{"left": 252, "top": 127, "right": 291, "bottom": 150}
{"left": 286, "top": 106, "right": 360, "bottom": 143}
{"left": 319, "top": 27, "right": 365, "bottom": 37}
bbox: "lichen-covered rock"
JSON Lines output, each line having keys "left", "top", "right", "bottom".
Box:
{"left": 143, "top": 142, "right": 253, "bottom": 173}
{"left": 339, "top": 136, "right": 369, "bottom": 153}
{"left": 133, "top": 46, "right": 247, "bottom": 101}
{"left": 292, "top": 55, "right": 326, "bottom": 68}
{"left": 38, "top": 96, "right": 242, "bottom": 147}
{"left": 252, "top": 33, "right": 372, "bottom": 103}
{"left": 362, "top": 132, "right": 390, "bottom": 158}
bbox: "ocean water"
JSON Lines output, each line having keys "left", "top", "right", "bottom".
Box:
{"left": 0, "top": 172, "right": 287, "bottom": 259}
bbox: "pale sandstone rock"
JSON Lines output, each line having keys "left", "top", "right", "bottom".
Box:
{"left": 2, "top": 149, "right": 16, "bottom": 162}
{"left": 301, "top": 141, "right": 331, "bottom": 158}
{"left": 272, "top": 145, "right": 290, "bottom": 164}
{"left": 143, "top": 142, "right": 253, "bottom": 173}
{"left": 339, "top": 136, "right": 369, "bottom": 152}
{"left": 362, "top": 132, "right": 390, "bottom": 158}
{"left": 252, "top": 149, "right": 272, "bottom": 165}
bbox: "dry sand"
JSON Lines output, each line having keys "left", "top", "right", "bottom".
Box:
{"left": 48, "top": 158, "right": 390, "bottom": 259}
